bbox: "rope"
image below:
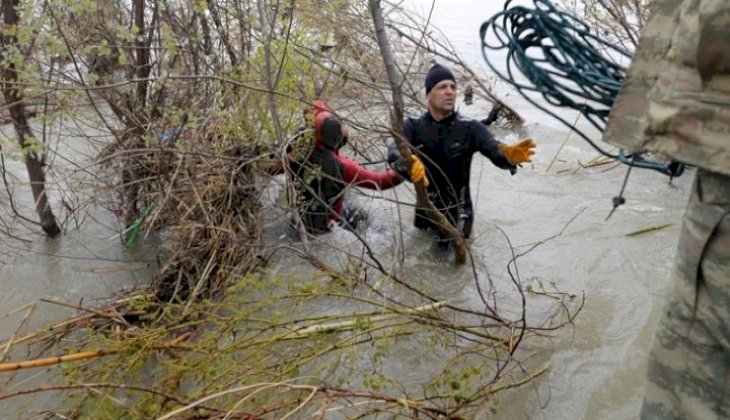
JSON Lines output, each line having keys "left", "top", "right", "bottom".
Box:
{"left": 479, "top": 0, "right": 684, "bottom": 178}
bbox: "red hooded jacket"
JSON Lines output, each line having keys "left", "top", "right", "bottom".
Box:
{"left": 302, "top": 99, "right": 403, "bottom": 230}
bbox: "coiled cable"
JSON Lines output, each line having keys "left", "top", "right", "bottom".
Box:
{"left": 480, "top": 0, "right": 684, "bottom": 177}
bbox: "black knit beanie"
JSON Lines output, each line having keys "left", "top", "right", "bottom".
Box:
{"left": 425, "top": 64, "right": 456, "bottom": 94}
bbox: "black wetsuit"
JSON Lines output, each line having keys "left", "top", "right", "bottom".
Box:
{"left": 390, "top": 111, "right": 514, "bottom": 240}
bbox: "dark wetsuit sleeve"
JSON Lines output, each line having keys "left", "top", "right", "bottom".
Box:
{"left": 338, "top": 154, "right": 403, "bottom": 189}
{"left": 472, "top": 120, "right": 514, "bottom": 170}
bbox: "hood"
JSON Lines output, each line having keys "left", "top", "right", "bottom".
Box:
{"left": 310, "top": 99, "right": 330, "bottom": 118}
{"left": 311, "top": 99, "right": 337, "bottom": 151}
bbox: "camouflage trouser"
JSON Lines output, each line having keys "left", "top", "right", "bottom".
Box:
{"left": 641, "top": 169, "right": 730, "bottom": 420}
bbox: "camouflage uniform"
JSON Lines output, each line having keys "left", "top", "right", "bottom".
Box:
{"left": 602, "top": 0, "right": 730, "bottom": 418}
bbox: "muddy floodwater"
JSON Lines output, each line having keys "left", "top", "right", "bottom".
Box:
{"left": 1, "top": 1, "right": 693, "bottom": 418}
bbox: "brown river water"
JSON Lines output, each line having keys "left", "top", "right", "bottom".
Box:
{"left": 0, "top": 1, "right": 693, "bottom": 418}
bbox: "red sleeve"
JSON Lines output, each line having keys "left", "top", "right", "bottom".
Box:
{"left": 338, "top": 154, "right": 403, "bottom": 190}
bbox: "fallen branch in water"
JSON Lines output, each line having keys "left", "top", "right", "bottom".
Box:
{"left": 40, "top": 298, "right": 129, "bottom": 326}
{"left": 281, "top": 301, "right": 447, "bottom": 338}
{"left": 625, "top": 223, "right": 674, "bottom": 237}
{"left": 0, "top": 349, "right": 112, "bottom": 372}
{"left": 0, "top": 332, "right": 192, "bottom": 372}
{"left": 159, "top": 380, "right": 466, "bottom": 420}
{"left": 0, "top": 294, "right": 153, "bottom": 351}
{"left": 484, "top": 361, "right": 551, "bottom": 395}
{"left": 0, "top": 310, "right": 103, "bottom": 350}
{"left": 0, "top": 382, "right": 229, "bottom": 415}
{"left": 0, "top": 302, "right": 36, "bottom": 363}
{"left": 577, "top": 156, "right": 616, "bottom": 169}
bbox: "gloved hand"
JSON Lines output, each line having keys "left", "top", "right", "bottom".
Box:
{"left": 498, "top": 138, "right": 535, "bottom": 165}
{"left": 409, "top": 155, "right": 429, "bottom": 187}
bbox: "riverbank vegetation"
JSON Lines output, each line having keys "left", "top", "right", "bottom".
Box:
{"left": 0, "top": 0, "right": 594, "bottom": 417}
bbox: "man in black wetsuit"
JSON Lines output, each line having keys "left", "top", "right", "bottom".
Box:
{"left": 389, "top": 63, "right": 535, "bottom": 248}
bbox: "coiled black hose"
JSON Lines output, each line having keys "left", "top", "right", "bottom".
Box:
{"left": 480, "top": 0, "right": 684, "bottom": 177}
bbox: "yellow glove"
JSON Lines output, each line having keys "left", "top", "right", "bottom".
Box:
{"left": 498, "top": 138, "right": 535, "bottom": 165}
{"left": 409, "top": 155, "right": 429, "bottom": 188}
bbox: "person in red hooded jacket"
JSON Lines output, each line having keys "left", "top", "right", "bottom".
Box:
{"left": 282, "top": 99, "right": 427, "bottom": 234}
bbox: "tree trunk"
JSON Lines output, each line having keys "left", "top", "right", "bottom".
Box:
{"left": 368, "top": 0, "right": 466, "bottom": 264}
{"left": 133, "top": 0, "right": 154, "bottom": 111}
{"left": 121, "top": 0, "right": 154, "bottom": 224}
{"left": 207, "top": 0, "right": 238, "bottom": 65}
{"left": 256, "top": 0, "right": 285, "bottom": 146}
{"left": 1, "top": 0, "right": 61, "bottom": 237}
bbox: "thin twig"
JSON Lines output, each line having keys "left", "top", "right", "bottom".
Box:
{"left": 0, "top": 302, "right": 36, "bottom": 363}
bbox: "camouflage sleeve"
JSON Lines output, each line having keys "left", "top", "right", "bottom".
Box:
{"left": 603, "top": 0, "right": 730, "bottom": 176}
